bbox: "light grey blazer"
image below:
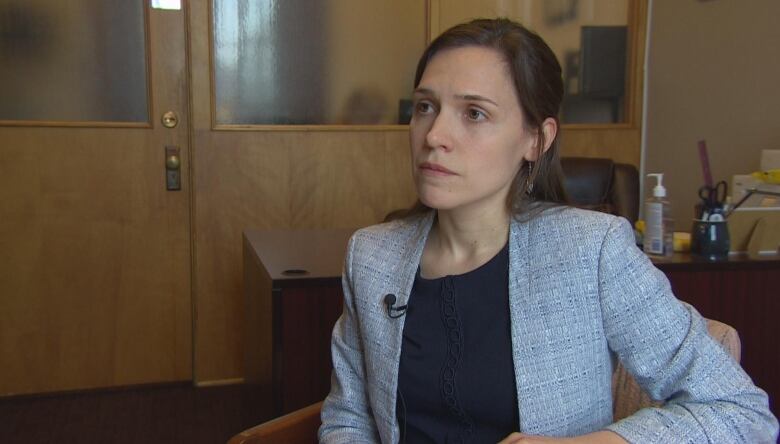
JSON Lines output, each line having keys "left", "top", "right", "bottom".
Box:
{"left": 319, "top": 208, "right": 778, "bottom": 443}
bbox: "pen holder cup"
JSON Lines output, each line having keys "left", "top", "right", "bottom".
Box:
{"left": 690, "top": 219, "right": 730, "bottom": 259}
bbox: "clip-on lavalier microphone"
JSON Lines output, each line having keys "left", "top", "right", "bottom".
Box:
{"left": 384, "top": 293, "right": 407, "bottom": 319}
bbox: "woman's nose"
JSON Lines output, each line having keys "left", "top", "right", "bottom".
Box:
{"left": 425, "top": 112, "right": 454, "bottom": 151}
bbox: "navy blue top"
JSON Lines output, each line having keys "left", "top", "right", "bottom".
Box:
{"left": 396, "top": 242, "right": 518, "bottom": 443}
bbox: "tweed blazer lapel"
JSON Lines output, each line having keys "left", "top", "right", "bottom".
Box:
{"left": 507, "top": 216, "right": 537, "bottom": 433}
{"left": 506, "top": 212, "right": 595, "bottom": 436}
{"left": 368, "top": 212, "right": 434, "bottom": 441}
{"left": 388, "top": 211, "right": 435, "bottom": 315}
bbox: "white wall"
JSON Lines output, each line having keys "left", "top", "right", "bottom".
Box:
{"left": 644, "top": 0, "right": 780, "bottom": 229}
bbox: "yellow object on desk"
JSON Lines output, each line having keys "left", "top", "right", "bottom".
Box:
{"left": 673, "top": 232, "right": 691, "bottom": 253}
{"left": 634, "top": 220, "right": 645, "bottom": 236}
{"left": 751, "top": 168, "right": 780, "bottom": 185}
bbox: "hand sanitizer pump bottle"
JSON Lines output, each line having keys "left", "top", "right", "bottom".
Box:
{"left": 643, "top": 173, "right": 674, "bottom": 257}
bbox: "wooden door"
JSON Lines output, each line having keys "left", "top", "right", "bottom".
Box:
{"left": 187, "top": 0, "right": 419, "bottom": 383}
{"left": 0, "top": 2, "right": 192, "bottom": 395}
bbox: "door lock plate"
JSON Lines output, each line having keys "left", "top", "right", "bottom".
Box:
{"left": 165, "top": 146, "right": 181, "bottom": 191}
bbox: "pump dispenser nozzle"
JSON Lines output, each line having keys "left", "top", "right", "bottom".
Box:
{"left": 647, "top": 173, "right": 667, "bottom": 198}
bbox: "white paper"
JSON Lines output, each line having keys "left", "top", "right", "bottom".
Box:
{"left": 761, "top": 149, "right": 780, "bottom": 171}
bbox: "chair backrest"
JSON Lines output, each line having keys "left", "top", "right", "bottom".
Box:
{"left": 611, "top": 318, "right": 741, "bottom": 421}
{"left": 560, "top": 156, "right": 639, "bottom": 225}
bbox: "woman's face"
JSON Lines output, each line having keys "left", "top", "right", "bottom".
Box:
{"left": 409, "top": 46, "right": 538, "bottom": 215}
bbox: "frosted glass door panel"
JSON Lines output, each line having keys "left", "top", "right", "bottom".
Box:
{"left": 0, "top": 0, "right": 148, "bottom": 123}
{"left": 213, "top": 0, "right": 426, "bottom": 125}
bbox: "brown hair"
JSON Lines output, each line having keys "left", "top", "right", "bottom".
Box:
{"left": 400, "top": 18, "right": 568, "bottom": 221}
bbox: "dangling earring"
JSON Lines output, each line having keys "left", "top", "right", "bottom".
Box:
{"left": 526, "top": 162, "right": 534, "bottom": 196}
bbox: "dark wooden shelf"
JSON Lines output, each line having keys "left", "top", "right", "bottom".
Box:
{"left": 651, "top": 252, "right": 780, "bottom": 272}
{"left": 243, "top": 228, "right": 354, "bottom": 417}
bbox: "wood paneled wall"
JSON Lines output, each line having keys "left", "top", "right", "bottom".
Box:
{"left": 187, "top": 0, "right": 647, "bottom": 383}
{"left": 190, "top": 132, "right": 416, "bottom": 382}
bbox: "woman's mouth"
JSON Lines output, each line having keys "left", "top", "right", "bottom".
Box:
{"left": 419, "top": 162, "right": 456, "bottom": 176}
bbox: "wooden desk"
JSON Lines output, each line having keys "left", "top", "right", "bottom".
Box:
{"left": 242, "top": 228, "right": 354, "bottom": 417}
{"left": 244, "top": 229, "right": 779, "bottom": 419}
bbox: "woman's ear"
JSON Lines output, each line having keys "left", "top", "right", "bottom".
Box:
{"left": 523, "top": 117, "right": 558, "bottom": 161}
{"left": 539, "top": 117, "right": 558, "bottom": 153}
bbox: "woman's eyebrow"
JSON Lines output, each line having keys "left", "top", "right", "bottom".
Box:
{"left": 413, "top": 87, "right": 434, "bottom": 96}
{"left": 456, "top": 94, "right": 498, "bottom": 107}
{"left": 413, "top": 88, "right": 499, "bottom": 107}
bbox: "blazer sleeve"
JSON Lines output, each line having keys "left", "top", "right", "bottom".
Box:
{"left": 598, "top": 217, "right": 779, "bottom": 443}
{"left": 319, "top": 234, "right": 381, "bottom": 444}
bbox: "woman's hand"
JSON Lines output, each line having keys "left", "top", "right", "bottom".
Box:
{"left": 498, "top": 433, "right": 572, "bottom": 443}
{"left": 498, "top": 430, "right": 626, "bottom": 444}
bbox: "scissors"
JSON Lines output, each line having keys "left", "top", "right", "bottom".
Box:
{"left": 698, "top": 180, "right": 727, "bottom": 211}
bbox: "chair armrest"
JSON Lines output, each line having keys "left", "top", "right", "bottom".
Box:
{"left": 611, "top": 318, "right": 741, "bottom": 421}
{"left": 227, "top": 401, "right": 323, "bottom": 444}
{"left": 705, "top": 318, "right": 741, "bottom": 363}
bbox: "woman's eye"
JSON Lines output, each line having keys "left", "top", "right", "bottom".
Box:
{"left": 466, "top": 108, "right": 486, "bottom": 121}
{"left": 415, "top": 102, "right": 434, "bottom": 114}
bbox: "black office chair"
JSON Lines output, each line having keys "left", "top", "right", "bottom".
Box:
{"left": 560, "top": 156, "right": 639, "bottom": 225}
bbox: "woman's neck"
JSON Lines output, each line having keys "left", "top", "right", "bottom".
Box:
{"left": 420, "top": 206, "right": 510, "bottom": 279}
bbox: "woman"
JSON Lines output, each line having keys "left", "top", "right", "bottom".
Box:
{"left": 319, "top": 18, "right": 778, "bottom": 443}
